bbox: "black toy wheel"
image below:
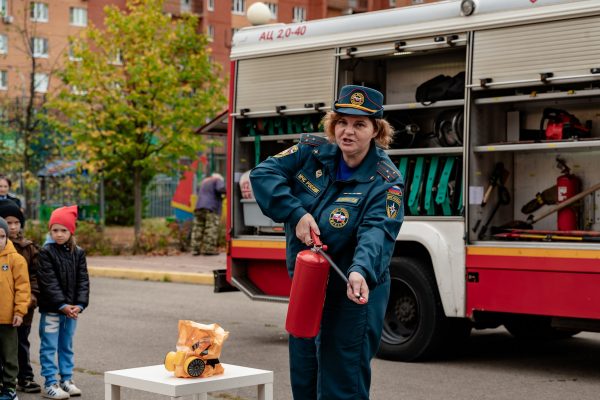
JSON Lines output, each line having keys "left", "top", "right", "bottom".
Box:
{"left": 186, "top": 358, "right": 206, "bottom": 377}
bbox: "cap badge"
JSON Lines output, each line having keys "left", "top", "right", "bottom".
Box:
{"left": 350, "top": 92, "right": 365, "bottom": 106}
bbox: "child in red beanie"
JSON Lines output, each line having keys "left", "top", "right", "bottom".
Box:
{"left": 37, "top": 205, "right": 89, "bottom": 399}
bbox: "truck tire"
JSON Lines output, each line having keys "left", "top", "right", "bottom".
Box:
{"left": 377, "top": 257, "right": 446, "bottom": 361}
{"left": 504, "top": 315, "right": 580, "bottom": 340}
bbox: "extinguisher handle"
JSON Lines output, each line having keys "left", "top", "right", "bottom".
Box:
{"left": 310, "top": 230, "right": 323, "bottom": 247}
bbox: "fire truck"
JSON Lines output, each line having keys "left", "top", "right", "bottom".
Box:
{"left": 226, "top": 0, "right": 600, "bottom": 361}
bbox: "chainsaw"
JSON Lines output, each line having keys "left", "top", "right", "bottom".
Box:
{"left": 540, "top": 108, "right": 591, "bottom": 140}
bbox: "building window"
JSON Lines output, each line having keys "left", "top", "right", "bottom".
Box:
{"left": 181, "top": 0, "right": 191, "bottom": 13}
{"left": 68, "top": 44, "right": 81, "bottom": 62}
{"left": 70, "top": 7, "right": 87, "bottom": 26}
{"left": 232, "top": 0, "right": 245, "bottom": 15}
{"left": 292, "top": 6, "right": 306, "bottom": 23}
{"left": 34, "top": 73, "right": 48, "bottom": 93}
{"left": 0, "top": 35, "right": 7, "bottom": 54}
{"left": 389, "top": 0, "right": 397, "bottom": 6}
{"left": 71, "top": 85, "right": 87, "bottom": 96}
{"left": 0, "top": 70, "right": 7, "bottom": 90}
{"left": 207, "top": 0, "right": 214, "bottom": 11}
{"left": 265, "top": 2, "right": 277, "bottom": 19}
{"left": 30, "top": 2, "right": 49, "bottom": 22}
{"left": 207, "top": 25, "right": 214, "bottom": 42}
{"left": 109, "top": 49, "right": 123, "bottom": 65}
{"left": 0, "top": 0, "right": 8, "bottom": 16}
{"left": 32, "top": 37, "right": 48, "bottom": 58}
{"left": 411, "top": 0, "right": 424, "bottom": 4}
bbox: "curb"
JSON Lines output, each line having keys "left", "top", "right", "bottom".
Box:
{"left": 88, "top": 267, "right": 214, "bottom": 285}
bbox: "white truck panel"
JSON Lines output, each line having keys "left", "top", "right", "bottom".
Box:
{"left": 472, "top": 15, "right": 600, "bottom": 87}
{"left": 231, "top": 0, "right": 596, "bottom": 60}
{"left": 398, "top": 220, "right": 466, "bottom": 317}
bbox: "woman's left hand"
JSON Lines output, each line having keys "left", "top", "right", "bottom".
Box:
{"left": 347, "top": 271, "right": 369, "bottom": 304}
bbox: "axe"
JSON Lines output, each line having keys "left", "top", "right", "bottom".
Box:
{"left": 526, "top": 181, "right": 600, "bottom": 225}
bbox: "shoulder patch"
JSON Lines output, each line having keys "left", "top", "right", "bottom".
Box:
{"left": 300, "top": 134, "right": 328, "bottom": 147}
{"left": 273, "top": 145, "right": 298, "bottom": 158}
{"left": 377, "top": 161, "right": 401, "bottom": 182}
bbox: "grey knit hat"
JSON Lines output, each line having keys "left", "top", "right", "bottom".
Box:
{"left": 0, "top": 217, "right": 8, "bottom": 236}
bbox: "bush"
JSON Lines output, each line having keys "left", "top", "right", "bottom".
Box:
{"left": 24, "top": 220, "right": 113, "bottom": 255}
{"left": 23, "top": 220, "right": 48, "bottom": 246}
{"left": 23, "top": 217, "right": 220, "bottom": 255}
{"left": 136, "top": 218, "right": 177, "bottom": 255}
{"left": 167, "top": 218, "right": 193, "bottom": 252}
{"left": 75, "top": 221, "right": 114, "bottom": 255}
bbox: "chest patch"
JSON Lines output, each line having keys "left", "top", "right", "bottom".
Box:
{"left": 274, "top": 145, "right": 298, "bottom": 158}
{"left": 2, "top": 264, "right": 8, "bottom": 271}
{"left": 386, "top": 186, "right": 403, "bottom": 220}
{"left": 329, "top": 207, "right": 349, "bottom": 228}
{"left": 334, "top": 196, "right": 360, "bottom": 205}
{"left": 296, "top": 172, "right": 321, "bottom": 195}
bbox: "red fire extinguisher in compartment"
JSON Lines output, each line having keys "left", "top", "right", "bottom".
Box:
{"left": 556, "top": 158, "right": 581, "bottom": 231}
{"left": 286, "top": 231, "right": 366, "bottom": 339}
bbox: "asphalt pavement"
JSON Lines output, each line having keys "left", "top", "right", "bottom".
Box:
{"left": 87, "top": 252, "right": 225, "bottom": 285}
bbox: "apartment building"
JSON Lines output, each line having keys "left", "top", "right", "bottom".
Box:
{"left": 0, "top": 0, "right": 88, "bottom": 98}
{"left": 87, "top": 0, "right": 441, "bottom": 86}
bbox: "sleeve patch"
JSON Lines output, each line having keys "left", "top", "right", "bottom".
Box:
{"left": 386, "top": 186, "right": 403, "bottom": 219}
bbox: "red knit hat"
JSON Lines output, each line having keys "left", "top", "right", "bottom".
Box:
{"left": 49, "top": 205, "right": 78, "bottom": 234}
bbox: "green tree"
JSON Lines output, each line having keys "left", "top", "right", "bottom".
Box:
{"left": 48, "top": 0, "right": 226, "bottom": 248}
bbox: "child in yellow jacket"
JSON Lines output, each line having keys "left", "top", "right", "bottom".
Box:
{"left": 0, "top": 217, "right": 31, "bottom": 400}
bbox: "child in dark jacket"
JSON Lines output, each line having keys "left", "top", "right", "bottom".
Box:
{"left": 0, "top": 200, "right": 41, "bottom": 394}
{"left": 0, "top": 217, "right": 31, "bottom": 400}
{"left": 37, "top": 206, "right": 89, "bottom": 400}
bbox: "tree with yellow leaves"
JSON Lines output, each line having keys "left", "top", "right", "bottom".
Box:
{"left": 48, "top": 0, "right": 226, "bottom": 248}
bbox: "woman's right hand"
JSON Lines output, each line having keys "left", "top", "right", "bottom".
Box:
{"left": 296, "top": 213, "right": 320, "bottom": 246}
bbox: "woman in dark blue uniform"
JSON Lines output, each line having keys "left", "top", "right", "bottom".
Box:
{"left": 251, "top": 85, "right": 404, "bottom": 400}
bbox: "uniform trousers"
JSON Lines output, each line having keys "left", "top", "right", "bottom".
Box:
{"left": 289, "top": 279, "right": 390, "bottom": 400}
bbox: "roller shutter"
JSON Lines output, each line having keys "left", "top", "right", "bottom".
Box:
{"left": 235, "top": 50, "right": 336, "bottom": 114}
{"left": 472, "top": 16, "right": 600, "bottom": 88}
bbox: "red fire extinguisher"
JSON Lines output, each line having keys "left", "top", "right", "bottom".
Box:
{"left": 286, "top": 232, "right": 365, "bottom": 339}
{"left": 556, "top": 158, "right": 581, "bottom": 231}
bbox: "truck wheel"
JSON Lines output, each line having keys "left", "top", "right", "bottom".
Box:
{"left": 377, "top": 257, "right": 446, "bottom": 361}
{"left": 504, "top": 315, "right": 580, "bottom": 340}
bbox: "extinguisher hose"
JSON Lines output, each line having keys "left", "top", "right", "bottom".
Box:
{"left": 310, "top": 230, "right": 366, "bottom": 303}
{"left": 314, "top": 247, "right": 349, "bottom": 284}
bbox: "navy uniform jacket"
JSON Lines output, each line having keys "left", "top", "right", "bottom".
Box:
{"left": 250, "top": 134, "right": 404, "bottom": 294}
